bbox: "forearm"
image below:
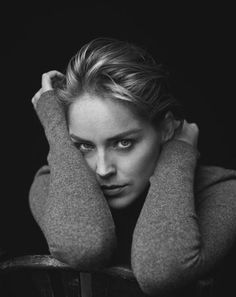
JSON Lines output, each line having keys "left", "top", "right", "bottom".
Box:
{"left": 47, "top": 143, "right": 116, "bottom": 268}
{"left": 30, "top": 91, "right": 117, "bottom": 269}
{"left": 131, "top": 140, "right": 200, "bottom": 294}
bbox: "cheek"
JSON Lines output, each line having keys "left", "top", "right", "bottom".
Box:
{"left": 120, "top": 144, "right": 161, "bottom": 179}
{"left": 81, "top": 155, "right": 96, "bottom": 172}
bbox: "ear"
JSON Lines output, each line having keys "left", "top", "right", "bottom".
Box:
{"left": 160, "top": 111, "right": 176, "bottom": 144}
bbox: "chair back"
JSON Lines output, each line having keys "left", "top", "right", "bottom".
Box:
{"left": 0, "top": 254, "right": 146, "bottom": 297}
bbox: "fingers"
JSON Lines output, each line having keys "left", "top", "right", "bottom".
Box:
{"left": 32, "top": 70, "right": 65, "bottom": 109}
{"left": 182, "top": 120, "right": 199, "bottom": 135}
{"left": 173, "top": 119, "right": 199, "bottom": 149}
{"left": 41, "top": 70, "right": 64, "bottom": 92}
{"left": 45, "top": 70, "right": 64, "bottom": 77}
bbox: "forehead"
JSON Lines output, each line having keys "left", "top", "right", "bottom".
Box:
{"left": 68, "top": 93, "right": 147, "bottom": 136}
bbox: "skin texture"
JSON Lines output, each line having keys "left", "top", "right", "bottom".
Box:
{"left": 68, "top": 93, "right": 164, "bottom": 209}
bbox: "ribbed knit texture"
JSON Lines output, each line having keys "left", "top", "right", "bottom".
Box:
{"left": 29, "top": 90, "right": 236, "bottom": 295}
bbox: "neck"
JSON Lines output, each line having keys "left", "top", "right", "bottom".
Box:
{"left": 111, "top": 182, "right": 150, "bottom": 222}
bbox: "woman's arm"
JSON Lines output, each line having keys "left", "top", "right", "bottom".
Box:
{"left": 131, "top": 128, "right": 236, "bottom": 295}
{"left": 29, "top": 73, "right": 116, "bottom": 270}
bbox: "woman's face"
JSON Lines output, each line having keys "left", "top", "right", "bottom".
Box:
{"left": 68, "top": 93, "right": 164, "bottom": 209}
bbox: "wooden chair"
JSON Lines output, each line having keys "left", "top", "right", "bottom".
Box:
{"left": 0, "top": 254, "right": 146, "bottom": 297}
{"left": 0, "top": 254, "right": 214, "bottom": 297}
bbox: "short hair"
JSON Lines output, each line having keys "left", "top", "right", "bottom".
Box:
{"left": 57, "top": 37, "right": 184, "bottom": 126}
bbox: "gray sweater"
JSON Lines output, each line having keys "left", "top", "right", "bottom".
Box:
{"left": 29, "top": 90, "right": 236, "bottom": 296}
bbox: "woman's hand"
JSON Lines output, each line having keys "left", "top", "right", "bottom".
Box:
{"left": 32, "top": 70, "right": 65, "bottom": 109}
{"left": 173, "top": 120, "right": 199, "bottom": 149}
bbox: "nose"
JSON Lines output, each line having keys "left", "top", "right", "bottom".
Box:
{"left": 95, "top": 151, "right": 116, "bottom": 178}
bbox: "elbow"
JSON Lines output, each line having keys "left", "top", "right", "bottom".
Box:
{"left": 131, "top": 260, "right": 180, "bottom": 296}
{"left": 131, "top": 253, "right": 200, "bottom": 296}
{"left": 48, "top": 233, "right": 117, "bottom": 270}
{"left": 50, "top": 245, "right": 111, "bottom": 270}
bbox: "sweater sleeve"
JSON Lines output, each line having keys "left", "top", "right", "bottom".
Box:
{"left": 131, "top": 140, "right": 236, "bottom": 295}
{"left": 28, "top": 90, "right": 117, "bottom": 270}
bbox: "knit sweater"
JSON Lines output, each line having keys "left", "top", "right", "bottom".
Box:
{"left": 29, "top": 90, "right": 236, "bottom": 296}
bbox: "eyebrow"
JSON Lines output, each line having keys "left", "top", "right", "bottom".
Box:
{"left": 70, "top": 128, "right": 143, "bottom": 142}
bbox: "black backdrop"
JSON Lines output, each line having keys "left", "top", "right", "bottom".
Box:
{"left": 1, "top": 2, "right": 235, "bottom": 256}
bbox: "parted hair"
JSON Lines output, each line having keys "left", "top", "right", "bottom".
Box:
{"left": 57, "top": 37, "right": 184, "bottom": 125}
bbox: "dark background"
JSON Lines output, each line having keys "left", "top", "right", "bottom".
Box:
{"left": 1, "top": 2, "right": 235, "bottom": 256}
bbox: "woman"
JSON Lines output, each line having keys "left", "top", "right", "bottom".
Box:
{"left": 29, "top": 38, "right": 236, "bottom": 296}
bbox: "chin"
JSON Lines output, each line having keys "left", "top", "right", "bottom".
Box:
{"left": 107, "top": 193, "right": 137, "bottom": 209}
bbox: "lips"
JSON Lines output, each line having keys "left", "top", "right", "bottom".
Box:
{"left": 101, "top": 185, "right": 127, "bottom": 196}
{"left": 101, "top": 185, "right": 124, "bottom": 189}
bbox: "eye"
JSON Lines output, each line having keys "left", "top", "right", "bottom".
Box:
{"left": 116, "top": 139, "right": 133, "bottom": 149}
{"left": 74, "top": 142, "right": 94, "bottom": 153}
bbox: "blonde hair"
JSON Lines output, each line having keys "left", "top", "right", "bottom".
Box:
{"left": 57, "top": 37, "right": 183, "bottom": 125}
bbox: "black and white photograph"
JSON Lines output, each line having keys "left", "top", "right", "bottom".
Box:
{"left": 1, "top": 2, "right": 236, "bottom": 296}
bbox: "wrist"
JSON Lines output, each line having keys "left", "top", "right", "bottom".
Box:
{"left": 156, "top": 139, "right": 199, "bottom": 172}
{"left": 35, "top": 90, "right": 69, "bottom": 142}
{"left": 151, "top": 139, "right": 198, "bottom": 183}
{"left": 164, "top": 139, "right": 199, "bottom": 157}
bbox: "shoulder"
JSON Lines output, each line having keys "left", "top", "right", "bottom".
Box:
{"left": 195, "top": 164, "right": 236, "bottom": 197}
